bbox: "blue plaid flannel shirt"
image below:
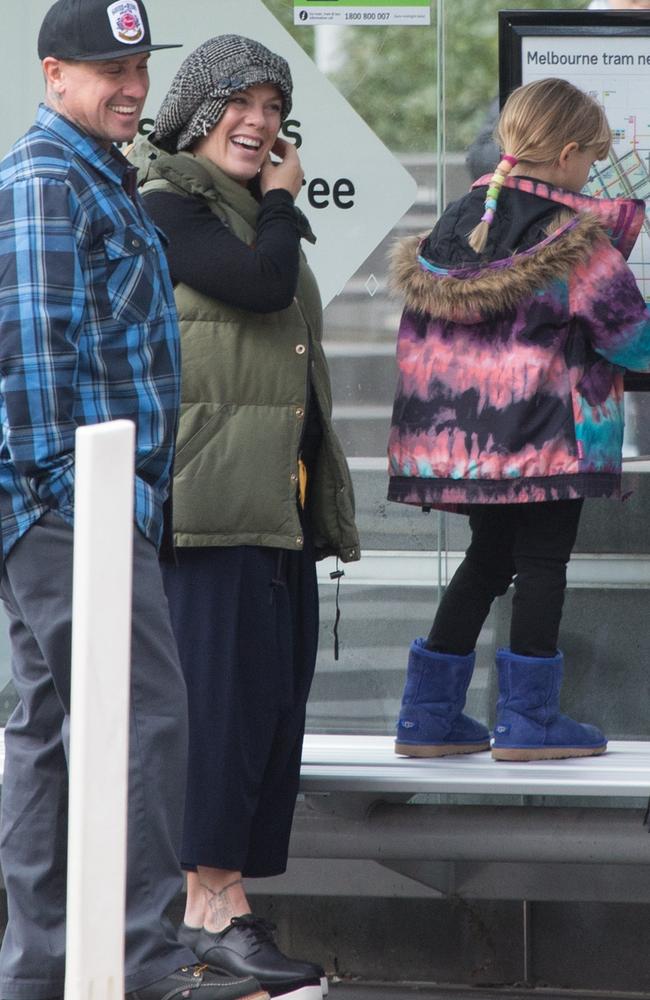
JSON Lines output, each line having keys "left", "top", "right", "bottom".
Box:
{"left": 0, "top": 105, "right": 181, "bottom": 560}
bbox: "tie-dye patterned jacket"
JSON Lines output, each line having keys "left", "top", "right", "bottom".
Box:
{"left": 388, "top": 176, "right": 650, "bottom": 510}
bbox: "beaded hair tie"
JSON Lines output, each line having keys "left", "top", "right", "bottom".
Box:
{"left": 479, "top": 153, "right": 519, "bottom": 225}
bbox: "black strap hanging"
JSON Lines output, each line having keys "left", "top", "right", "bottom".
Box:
{"left": 329, "top": 559, "right": 345, "bottom": 661}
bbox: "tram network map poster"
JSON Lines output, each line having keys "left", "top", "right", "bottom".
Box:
{"left": 500, "top": 10, "right": 650, "bottom": 389}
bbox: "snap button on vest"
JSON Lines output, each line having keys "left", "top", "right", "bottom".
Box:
{"left": 295, "top": 344, "right": 306, "bottom": 355}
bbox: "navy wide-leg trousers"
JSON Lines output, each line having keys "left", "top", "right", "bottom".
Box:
{"left": 162, "top": 533, "right": 319, "bottom": 878}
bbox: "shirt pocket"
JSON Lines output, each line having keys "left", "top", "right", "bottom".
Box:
{"left": 103, "top": 226, "right": 163, "bottom": 325}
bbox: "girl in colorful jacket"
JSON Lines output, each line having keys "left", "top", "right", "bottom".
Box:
{"left": 388, "top": 77, "right": 650, "bottom": 762}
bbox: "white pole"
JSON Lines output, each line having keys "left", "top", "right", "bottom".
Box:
{"left": 64, "top": 420, "right": 135, "bottom": 1000}
{"left": 314, "top": 25, "right": 345, "bottom": 74}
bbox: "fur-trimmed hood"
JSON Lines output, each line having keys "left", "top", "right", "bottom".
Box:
{"left": 390, "top": 176, "right": 645, "bottom": 323}
{"left": 391, "top": 213, "right": 606, "bottom": 322}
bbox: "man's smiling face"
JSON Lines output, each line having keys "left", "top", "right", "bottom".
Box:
{"left": 44, "top": 52, "right": 150, "bottom": 147}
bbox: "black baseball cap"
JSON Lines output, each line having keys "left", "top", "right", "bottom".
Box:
{"left": 38, "top": 0, "right": 182, "bottom": 62}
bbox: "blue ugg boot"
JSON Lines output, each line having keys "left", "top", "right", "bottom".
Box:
{"left": 492, "top": 648, "right": 607, "bottom": 761}
{"left": 394, "top": 638, "right": 490, "bottom": 757}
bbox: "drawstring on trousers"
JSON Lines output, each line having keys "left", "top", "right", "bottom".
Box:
{"left": 270, "top": 549, "right": 287, "bottom": 605}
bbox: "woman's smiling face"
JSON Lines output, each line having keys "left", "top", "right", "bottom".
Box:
{"left": 192, "top": 84, "right": 283, "bottom": 184}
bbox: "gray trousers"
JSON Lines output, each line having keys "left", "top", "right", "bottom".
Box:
{"left": 0, "top": 513, "right": 196, "bottom": 998}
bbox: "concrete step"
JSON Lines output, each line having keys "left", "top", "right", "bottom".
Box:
{"left": 327, "top": 985, "right": 650, "bottom": 1000}
{"left": 243, "top": 894, "right": 650, "bottom": 996}
{"left": 327, "top": 345, "right": 397, "bottom": 408}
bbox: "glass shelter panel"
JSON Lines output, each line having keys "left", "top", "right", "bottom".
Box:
{"left": 265, "top": 0, "right": 650, "bottom": 739}
{"left": 0, "top": 0, "right": 648, "bottom": 745}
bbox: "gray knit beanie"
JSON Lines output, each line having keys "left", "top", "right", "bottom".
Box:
{"left": 153, "top": 34, "right": 293, "bottom": 152}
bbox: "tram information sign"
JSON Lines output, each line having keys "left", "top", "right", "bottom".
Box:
{"left": 294, "top": 0, "right": 430, "bottom": 27}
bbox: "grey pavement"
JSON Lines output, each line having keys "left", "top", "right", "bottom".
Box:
{"left": 329, "top": 985, "right": 650, "bottom": 999}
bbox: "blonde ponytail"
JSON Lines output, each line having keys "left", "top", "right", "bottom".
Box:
{"left": 467, "top": 153, "right": 519, "bottom": 253}
{"left": 466, "top": 78, "right": 612, "bottom": 255}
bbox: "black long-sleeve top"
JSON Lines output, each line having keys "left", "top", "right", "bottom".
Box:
{"left": 142, "top": 187, "right": 301, "bottom": 312}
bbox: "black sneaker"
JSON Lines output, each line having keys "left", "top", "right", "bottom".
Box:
{"left": 126, "top": 963, "right": 269, "bottom": 1000}
{"left": 195, "top": 916, "right": 325, "bottom": 1000}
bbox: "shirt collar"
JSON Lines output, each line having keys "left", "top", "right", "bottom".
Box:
{"left": 36, "top": 103, "right": 138, "bottom": 190}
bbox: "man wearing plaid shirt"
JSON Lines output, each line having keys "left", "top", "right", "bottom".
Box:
{"left": 0, "top": 3, "right": 269, "bottom": 1000}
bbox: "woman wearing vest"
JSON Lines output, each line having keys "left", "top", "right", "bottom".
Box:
{"left": 129, "top": 35, "right": 359, "bottom": 1000}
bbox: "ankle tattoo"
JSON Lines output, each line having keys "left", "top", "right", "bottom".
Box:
{"left": 201, "top": 877, "right": 244, "bottom": 926}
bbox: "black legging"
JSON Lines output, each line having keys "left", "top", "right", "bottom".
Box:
{"left": 427, "top": 499, "right": 584, "bottom": 658}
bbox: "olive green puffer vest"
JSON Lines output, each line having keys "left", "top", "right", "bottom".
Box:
{"left": 132, "top": 139, "right": 359, "bottom": 562}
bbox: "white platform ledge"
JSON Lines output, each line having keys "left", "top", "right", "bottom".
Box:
{"left": 300, "top": 734, "right": 650, "bottom": 799}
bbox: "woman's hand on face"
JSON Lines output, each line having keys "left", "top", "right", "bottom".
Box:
{"left": 259, "top": 138, "right": 304, "bottom": 199}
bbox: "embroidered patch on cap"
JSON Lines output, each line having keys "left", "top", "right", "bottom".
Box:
{"left": 107, "top": 1, "right": 145, "bottom": 45}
